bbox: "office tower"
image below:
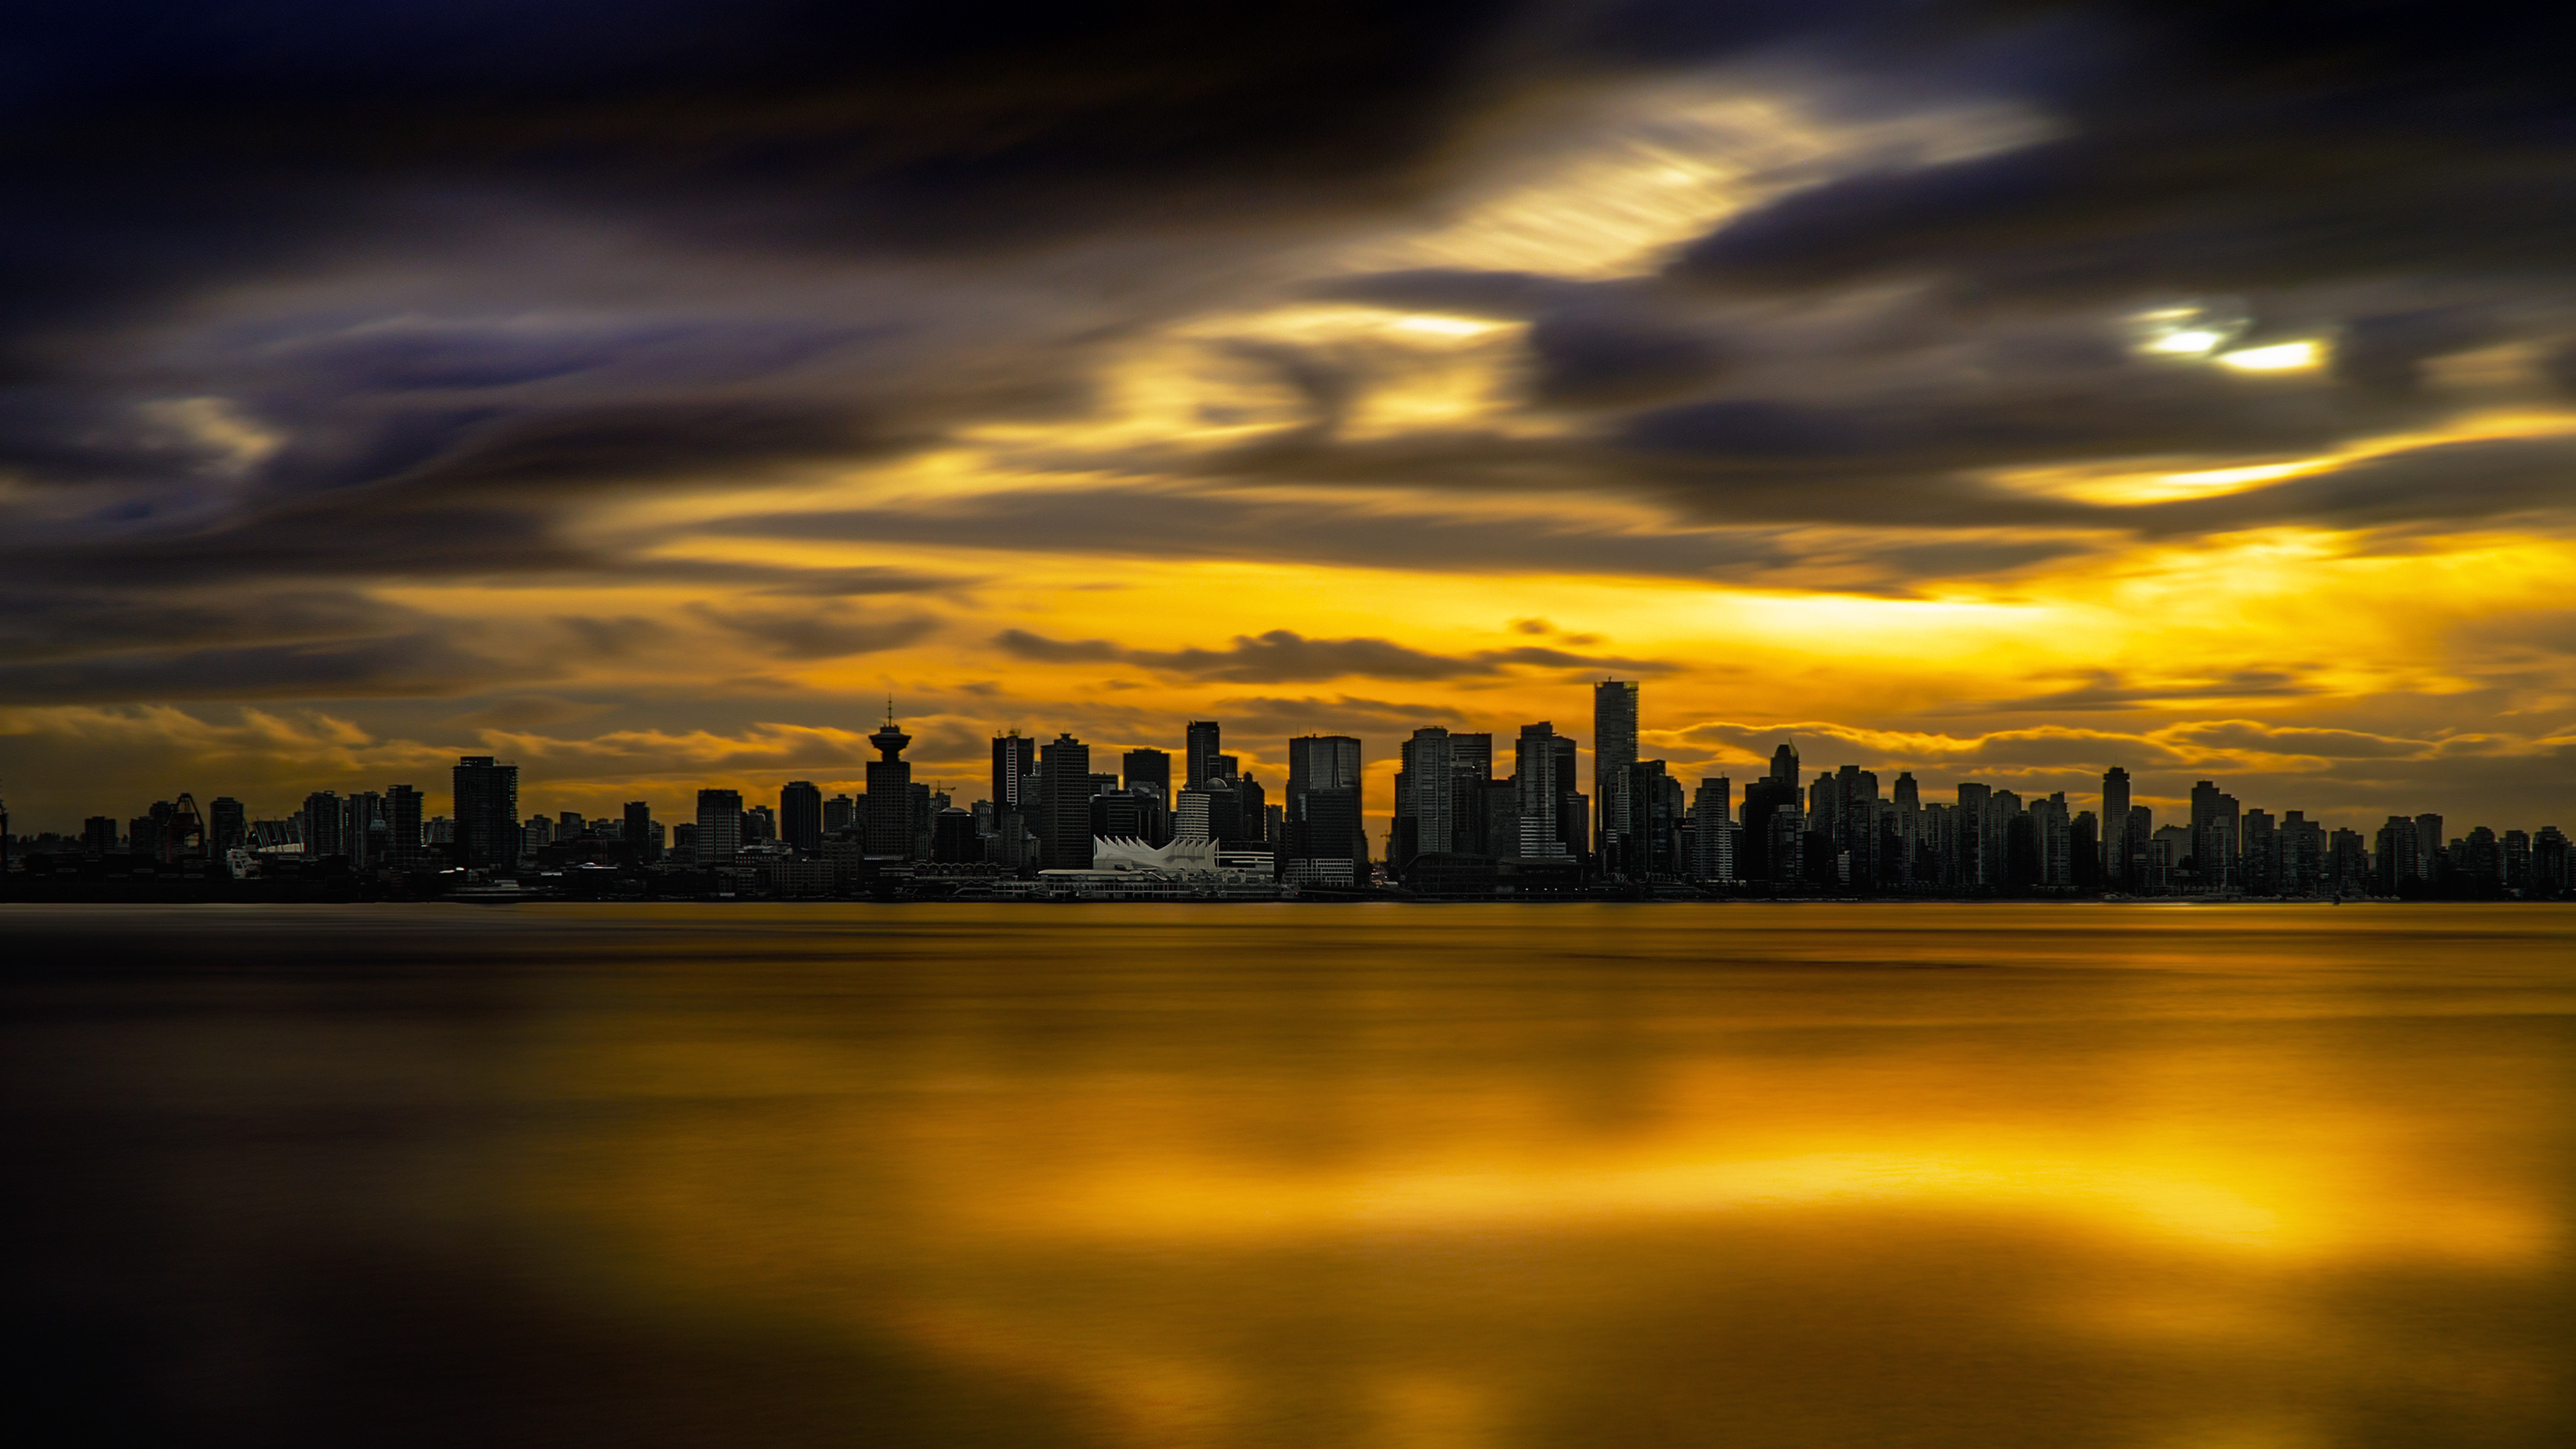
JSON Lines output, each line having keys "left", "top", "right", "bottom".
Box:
{"left": 695, "top": 789, "right": 743, "bottom": 866}
{"left": 1511, "top": 725, "right": 1564, "bottom": 859}
{"left": 1742, "top": 763, "right": 1802, "bottom": 883}
{"left": 523, "top": 814, "right": 555, "bottom": 850}
{"left": 1689, "top": 777, "right": 1735, "bottom": 882}
{"left": 1954, "top": 783, "right": 1990, "bottom": 887}
{"left": 344, "top": 791, "right": 385, "bottom": 868}
{"left": 743, "top": 805, "right": 776, "bottom": 844}
{"left": 1089, "top": 788, "right": 1154, "bottom": 841}
{"left": 1988, "top": 789, "right": 2029, "bottom": 888}
{"left": 2032, "top": 793, "right": 2071, "bottom": 888}
{"left": 1396, "top": 727, "right": 1456, "bottom": 869}
{"left": 1593, "top": 680, "right": 1640, "bottom": 871}
{"left": 2100, "top": 767, "right": 2131, "bottom": 886}
{"left": 1770, "top": 741, "right": 1800, "bottom": 789}
{"left": 910, "top": 782, "right": 935, "bottom": 857}
{"left": 1124, "top": 748, "right": 1172, "bottom": 804}
{"left": 1890, "top": 772, "right": 1921, "bottom": 887}
{"left": 2281, "top": 811, "right": 2324, "bottom": 896}
{"left": 1038, "top": 733, "right": 1093, "bottom": 869}
{"left": 303, "top": 791, "right": 345, "bottom": 859}
{"left": 865, "top": 706, "right": 914, "bottom": 857}
{"left": 1185, "top": 721, "right": 1223, "bottom": 791}
{"left": 2241, "top": 808, "right": 2277, "bottom": 894}
{"left": 2532, "top": 826, "right": 2571, "bottom": 896}
{"left": 2328, "top": 827, "right": 2369, "bottom": 894}
{"left": 1767, "top": 805, "right": 1805, "bottom": 887}
{"left": 2149, "top": 824, "right": 2191, "bottom": 892}
{"left": 2070, "top": 809, "right": 2099, "bottom": 889}
{"left": 1237, "top": 773, "right": 1268, "bottom": 843}
{"left": 2462, "top": 825, "right": 2502, "bottom": 886}
{"left": 1214, "top": 753, "right": 1239, "bottom": 782}
{"left": 2125, "top": 805, "right": 2153, "bottom": 886}
{"left": 623, "top": 800, "right": 654, "bottom": 861}
{"left": 2188, "top": 781, "right": 2240, "bottom": 893}
{"left": 82, "top": 816, "right": 117, "bottom": 856}
{"left": 991, "top": 733, "right": 1036, "bottom": 817}
{"left": 382, "top": 786, "right": 421, "bottom": 869}
{"left": 824, "top": 793, "right": 856, "bottom": 833}
{"left": 1279, "top": 734, "right": 1365, "bottom": 879}
{"left": 2375, "top": 816, "right": 2418, "bottom": 894}
{"left": 2505, "top": 829, "right": 2532, "bottom": 892}
{"left": 453, "top": 756, "right": 521, "bottom": 870}
{"left": 2414, "top": 813, "right": 2444, "bottom": 883}
{"left": 780, "top": 781, "right": 822, "bottom": 854}
{"left": 130, "top": 811, "right": 162, "bottom": 860}
{"left": 1624, "top": 759, "right": 1680, "bottom": 876}
{"left": 1449, "top": 733, "right": 1493, "bottom": 782}
{"left": 426, "top": 816, "right": 453, "bottom": 845}
{"left": 208, "top": 796, "right": 247, "bottom": 853}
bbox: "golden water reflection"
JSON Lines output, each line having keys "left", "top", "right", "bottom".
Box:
{"left": 480, "top": 904, "right": 2575, "bottom": 1448}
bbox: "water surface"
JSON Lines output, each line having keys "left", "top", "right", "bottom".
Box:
{"left": 5, "top": 903, "right": 2571, "bottom": 1446}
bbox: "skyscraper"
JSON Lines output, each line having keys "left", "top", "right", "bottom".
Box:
{"left": 780, "top": 780, "right": 822, "bottom": 855}
{"left": 1185, "top": 720, "right": 1223, "bottom": 792}
{"left": 1286, "top": 734, "right": 1365, "bottom": 882}
{"left": 623, "top": 800, "right": 654, "bottom": 861}
{"left": 2100, "top": 767, "right": 2131, "bottom": 887}
{"left": 452, "top": 756, "right": 519, "bottom": 870}
{"left": 1513, "top": 723, "right": 1565, "bottom": 859}
{"left": 695, "top": 788, "right": 743, "bottom": 866}
{"left": 384, "top": 785, "right": 422, "bottom": 869}
{"left": 1593, "top": 680, "right": 1639, "bottom": 872}
{"left": 209, "top": 796, "right": 248, "bottom": 854}
{"left": 1124, "top": 748, "right": 1171, "bottom": 805}
{"left": 1396, "top": 727, "right": 1456, "bottom": 870}
{"left": 303, "top": 790, "right": 345, "bottom": 859}
{"left": 866, "top": 706, "right": 914, "bottom": 858}
{"left": 991, "top": 732, "right": 1035, "bottom": 816}
{"left": 1038, "top": 733, "right": 1093, "bottom": 869}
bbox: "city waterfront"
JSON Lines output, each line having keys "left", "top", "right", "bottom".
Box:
{"left": 5, "top": 902, "right": 2571, "bottom": 1446}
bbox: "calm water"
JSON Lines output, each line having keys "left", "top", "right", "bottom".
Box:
{"left": 4, "top": 903, "right": 2573, "bottom": 1448}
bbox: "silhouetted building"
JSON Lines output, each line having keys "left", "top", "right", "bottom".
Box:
{"left": 624, "top": 800, "right": 655, "bottom": 862}
{"left": 866, "top": 706, "right": 914, "bottom": 858}
{"left": 453, "top": 756, "right": 520, "bottom": 870}
{"left": 696, "top": 789, "right": 743, "bottom": 867}
{"left": 930, "top": 808, "right": 981, "bottom": 863}
{"left": 1036, "top": 733, "right": 1094, "bottom": 869}
{"left": 82, "top": 816, "right": 117, "bottom": 856}
{"left": 1285, "top": 735, "right": 1366, "bottom": 881}
{"left": 1593, "top": 680, "right": 1639, "bottom": 873}
{"left": 2100, "top": 767, "right": 2131, "bottom": 888}
{"left": 1185, "top": 720, "right": 1223, "bottom": 791}
{"left": 1513, "top": 724, "right": 1566, "bottom": 859}
{"left": 209, "top": 796, "right": 247, "bottom": 854}
{"left": 781, "top": 780, "right": 822, "bottom": 855}
{"left": 1124, "top": 748, "right": 1171, "bottom": 806}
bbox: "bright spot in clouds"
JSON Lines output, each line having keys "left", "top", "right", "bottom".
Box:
{"left": 2216, "top": 341, "right": 2324, "bottom": 372}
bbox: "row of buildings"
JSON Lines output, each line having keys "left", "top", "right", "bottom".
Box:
{"left": 9, "top": 683, "right": 2572, "bottom": 899}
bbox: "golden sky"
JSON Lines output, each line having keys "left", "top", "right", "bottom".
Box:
{"left": 3, "top": 6, "right": 2573, "bottom": 837}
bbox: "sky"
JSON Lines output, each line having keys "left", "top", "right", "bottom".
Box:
{"left": 5, "top": 1, "right": 2575, "bottom": 838}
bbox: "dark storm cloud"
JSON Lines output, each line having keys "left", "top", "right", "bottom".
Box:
{"left": 994, "top": 627, "right": 1669, "bottom": 683}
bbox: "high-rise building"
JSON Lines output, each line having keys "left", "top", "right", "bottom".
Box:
{"left": 1124, "top": 748, "right": 1172, "bottom": 805}
{"left": 623, "top": 800, "right": 655, "bottom": 861}
{"left": 2375, "top": 816, "right": 2419, "bottom": 894}
{"left": 695, "top": 789, "right": 743, "bottom": 866}
{"left": 823, "top": 793, "right": 856, "bottom": 833}
{"left": 82, "top": 816, "right": 118, "bottom": 856}
{"left": 382, "top": 786, "right": 422, "bottom": 869}
{"left": 2189, "top": 781, "right": 2241, "bottom": 893}
{"left": 1513, "top": 724, "right": 1565, "bottom": 859}
{"left": 1283, "top": 735, "right": 1365, "bottom": 883}
{"left": 1038, "top": 733, "right": 1093, "bottom": 870}
{"left": 2414, "top": 813, "right": 2444, "bottom": 883}
{"left": 303, "top": 791, "right": 345, "bottom": 859}
{"left": 866, "top": 706, "right": 914, "bottom": 858}
{"left": 781, "top": 780, "right": 823, "bottom": 855}
{"left": 209, "top": 796, "right": 248, "bottom": 854}
{"left": 2100, "top": 767, "right": 2131, "bottom": 887}
{"left": 991, "top": 733, "right": 1035, "bottom": 816}
{"left": 344, "top": 790, "right": 386, "bottom": 868}
{"left": 452, "top": 756, "right": 520, "bottom": 870}
{"left": 1688, "top": 776, "right": 1735, "bottom": 882}
{"left": 1185, "top": 721, "right": 1223, "bottom": 792}
{"left": 1396, "top": 727, "right": 1456, "bottom": 871}
{"left": 1593, "top": 680, "right": 1640, "bottom": 872}
{"left": 2032, "top": 792, "right": 2071, "bottom": 888}
{"left": 1954, "top": 782, "right": 1990, "bottom": 887}
{"left": 2241, "top": 808, "right": 2277, "bottom": 894}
